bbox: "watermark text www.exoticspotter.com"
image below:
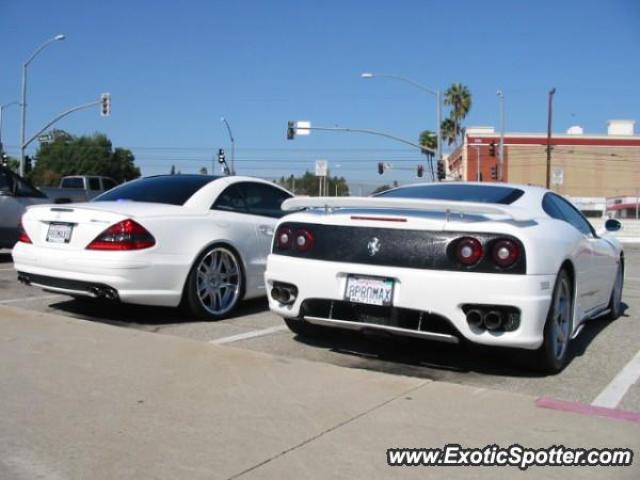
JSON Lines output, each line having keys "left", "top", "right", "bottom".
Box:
{"left": 387, "top": 444, "right": 633, "bottom": 470}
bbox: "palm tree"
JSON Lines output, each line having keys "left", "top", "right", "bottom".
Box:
{"left": 444, "top": 83, "right": 472, "bottom": 145}
{"left": 419, "top": 130, "right": 437, "bottom": 180}
{"left": 440, "top": 118, "right": 459, "bottom": 146}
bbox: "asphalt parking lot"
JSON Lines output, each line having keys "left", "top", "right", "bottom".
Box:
{"left": 1, "top": 246, "right": 639, "bottom": 412}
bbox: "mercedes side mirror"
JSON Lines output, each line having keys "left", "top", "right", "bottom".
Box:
{"left": 604, "top": 218, "right": 622, "bottom": 233}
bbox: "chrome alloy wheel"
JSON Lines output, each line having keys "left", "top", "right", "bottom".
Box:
{"left": 551, "top": 275, "right": 572, "bottom": 361}
{"left": 195, "top": 247, "right": 241, "bottom": 316}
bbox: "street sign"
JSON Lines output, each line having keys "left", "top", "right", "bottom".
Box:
{"left": 315, "top": 160, "right": 328, "bottom": 177}
{"left": 551, "top": 167, "right": 564, "bottom": 185}
{"left": 38, "top": 133, "right": 52, "bottom": 144}
{"left": 296, "top": 121, "right": 311, "bottom": 136}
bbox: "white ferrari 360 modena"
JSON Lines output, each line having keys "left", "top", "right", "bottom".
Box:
{"left": 265, "top": 182, "right": 624, "bottom": 372}
{"left": 13, "top": 175, "right": 292, "bottom": 319}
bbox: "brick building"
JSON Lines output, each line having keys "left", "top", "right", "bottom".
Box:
{"left": 446, "top": 120, "right": 640, "bottom": 198}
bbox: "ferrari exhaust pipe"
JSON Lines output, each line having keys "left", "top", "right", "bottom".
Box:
{"left": 271, "top": 284, "right": 297, "bottom": 305}
{"left": 484, "top": 310, "right": 503, "bottom": 331}
{"left": 466, "top": 309, "right": 485, "bottom": 329}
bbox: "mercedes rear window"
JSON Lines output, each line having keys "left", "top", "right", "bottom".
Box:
{"left": 93, "top": 175, "right": 220, "bottom": 205}
{"left": 376, "top": 184, "right": 525, "bottom": 205}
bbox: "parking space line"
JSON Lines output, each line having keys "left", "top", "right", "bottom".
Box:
{"left": 0, "top": 267, "right": 15, "bottom": 271}
{"left": 591, "top": 349, "right": 640, "bottom": 408}
{"left": 209, "top": 325, "right": 289, "bottom": 345}
{"left": 0, "top": 295, "right": 63, "bottom": 305}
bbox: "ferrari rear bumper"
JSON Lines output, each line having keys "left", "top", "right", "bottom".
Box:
{"left": 265, "top": 254, "right": 555, "bottom": 350}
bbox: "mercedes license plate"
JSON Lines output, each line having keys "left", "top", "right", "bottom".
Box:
{"left": 46, "top": 223, "right": 73, "bottom": 244}
{"left": 344, "top": 275, "right": 394, "bottom": 306}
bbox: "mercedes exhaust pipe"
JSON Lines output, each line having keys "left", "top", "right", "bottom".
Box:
{"left": 484, "top": 310, "right": 504, "bottom": 331}
{"left": 466, "top": 309, "right": 485, "bottom": 329}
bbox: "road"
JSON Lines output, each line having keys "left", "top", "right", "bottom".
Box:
{"left": 1, "top": 246, "right": 639, "bottom": 412}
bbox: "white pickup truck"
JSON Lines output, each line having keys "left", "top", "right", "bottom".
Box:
{"left": 38, "top": 176, "right": 118, "bottom": 204}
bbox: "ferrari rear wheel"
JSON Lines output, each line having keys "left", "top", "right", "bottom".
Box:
{"left": 184, "top": 245, "right": 243, "bottom": 320}
{"left": 532, "top": 269, "right": 573, "bottom": 374}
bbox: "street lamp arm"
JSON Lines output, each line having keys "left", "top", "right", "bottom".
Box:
{"left": 366, "top": 73, "right": 438, "bottom": 97}
{"left": 23, "top": 99, "right": 100, "bottom": 149}
{"left": 301, "top": 125, "right": 436, "bottom": 155}
{"left": 24, "top": 35, "right": 65, "bottom": 66}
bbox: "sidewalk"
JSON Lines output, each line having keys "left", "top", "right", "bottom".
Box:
{"left": 0, "top": 305, "right": 638, "bottom": 479}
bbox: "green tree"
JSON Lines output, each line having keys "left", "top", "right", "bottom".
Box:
{"left": 440, "top": 118, "right": 459, "bottom": 146}
{"left": 276, "top": 171, "right": 350, "bottom": 196}
{"left": 419, "top": 130, "right": 437, "bottom": 180}
{"left": 29, "top": 131, "right": 140, "bottom": 186}
{"left": 443, "top": 83, "right": 472, "bottom": 146}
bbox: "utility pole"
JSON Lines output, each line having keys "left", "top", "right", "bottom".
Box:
{"left": 475, "top": 145, "right": 481, "bottom": 181}
{"left": 497, "top": 90, "right": 505, "bottom": 181}
{"left": 546, "top": 88, "right": 556, "bottom": 189}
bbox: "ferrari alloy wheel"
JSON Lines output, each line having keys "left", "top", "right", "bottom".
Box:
{"left": 185, "top": 245, "right": 243, "bottom": 320}
{"left": 605, "top": 261, "right": 624, "bottom": 321}
{"left": 535, "top": 269, "right": 573, "bottom": 373}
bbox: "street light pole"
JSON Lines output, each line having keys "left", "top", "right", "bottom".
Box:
{"left": 0, "top": 101, "right": 18, "bottom": 155}
{"left": 546, "top": 88, "right": 556, "bottom": 189}
{"left": 496, "top": 90, "right": 505, "bottom": 181}
{"left": 19, "top": 34, "right": 66, "bottom": 177}
{"left": 361, "top": 72, "right": 442, "bottom": 179}
{"left": 220, "top": 117, "right": 235, "bottom": 175}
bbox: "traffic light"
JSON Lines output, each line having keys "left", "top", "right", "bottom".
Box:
{"left": 100, "top": 93, "right": 111, "bottom": 117}
{"left": 217, "top": 148, "right": 225, "bottom": 164}
{"left": 24, "top": 155, "right": 32, "bottom": 174}
{"left": 287, "top": 121, "right": 295, "bottom": 140}
{"left": 490, "top": 165, "right": 498, "bottom": 179}
{"left": 489, "top": 142, "right": 496, "bottom": 157}
{"left": 437, "top": 160, "right": 445, "bottom": 181}
{"left": 377, "top": 162, "right": 384, "bottom": 175}
{"left": 417, "top": 165, "right": 424, "bottom": 178}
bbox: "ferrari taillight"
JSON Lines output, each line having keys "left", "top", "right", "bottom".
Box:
{"left": 454, "top": 237, "right": 483, "bottom": 266}
{"left": 492, "top": 239, "right": 520, "bottom": 268}
{"left": 17, "top": 222, "right": 32, "bottom": 244}
{"left": 293, "top": 229, "right": 314, "bottom": 253}
{"left": 275, "top": 227, "right": 293, "bottom": 250}
{"left": 86, "top": 219, "right": 155, "bottom": 251}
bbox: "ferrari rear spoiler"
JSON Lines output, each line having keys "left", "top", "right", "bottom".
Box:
{"left": 281, "top": 197, "right": 532, "bottom": 222}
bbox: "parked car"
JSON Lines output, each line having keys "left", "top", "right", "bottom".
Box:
{"left": 265, "top": 182, "right": 624, "bottom": 373}
{"left": 13, "top": 175, "right": 292, "bottom": 319}
{"left": 0, "top": 165, "right": 48, "bottom": 249}
{"left": 39, "top": 175, "right": 118, "bottom": 204}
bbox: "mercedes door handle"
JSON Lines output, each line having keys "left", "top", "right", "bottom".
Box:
{"left": 259, "top": 225, "right": 274, "bottom": 236}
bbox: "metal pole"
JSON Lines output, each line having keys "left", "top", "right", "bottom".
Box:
{"left": 436, "top": 89, "right": 442, "bottom": 182}
{"left": 19, "top": 34, "right": 66, "bottom": 177}
{"left": 220, "top": 117, "right": 235, "bottom": 175}
{"left": 19, "top": 64, "right": 27, "bottom": 176}
{"left": 497, "top": 90, "right": 505, "bottom": 181}
{"left": 546, "top": 88, "right": 556, "bottom": 189}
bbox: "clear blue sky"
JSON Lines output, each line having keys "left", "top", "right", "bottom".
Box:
{"left": 1, "top": 0, "right": 639, "bottom": 188}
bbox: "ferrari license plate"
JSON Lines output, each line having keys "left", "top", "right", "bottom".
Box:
{"left": 46, "top": 223, "right": 73, "bottom": 243}
{"left": 345, "top": 275, "right": 394, "bottom": 306}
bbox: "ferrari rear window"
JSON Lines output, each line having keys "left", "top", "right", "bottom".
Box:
{"left": 376, "top": 184, "right": 524, "bottom": 205}
{"left": 93, "top": 175, "right": 220, "bottom": 205}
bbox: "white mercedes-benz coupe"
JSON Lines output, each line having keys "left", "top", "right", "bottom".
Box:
{"left": 265, "top": 182, "right": 624, "bottom": 372}
{"left": 13, "top": 175, "right": 292, "bottom": 320}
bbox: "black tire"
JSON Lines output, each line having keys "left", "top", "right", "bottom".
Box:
{"left": 183, "top": 244, "right": 244, "bottom": 320}
{"left": 529, "top": 269, "right": 573, "bottom": 374}
{"left": 283, "top": 317, "right": 323, "bottom": 337}
{"left": 605, "top": 259, "right": 624, "bottom": 321}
